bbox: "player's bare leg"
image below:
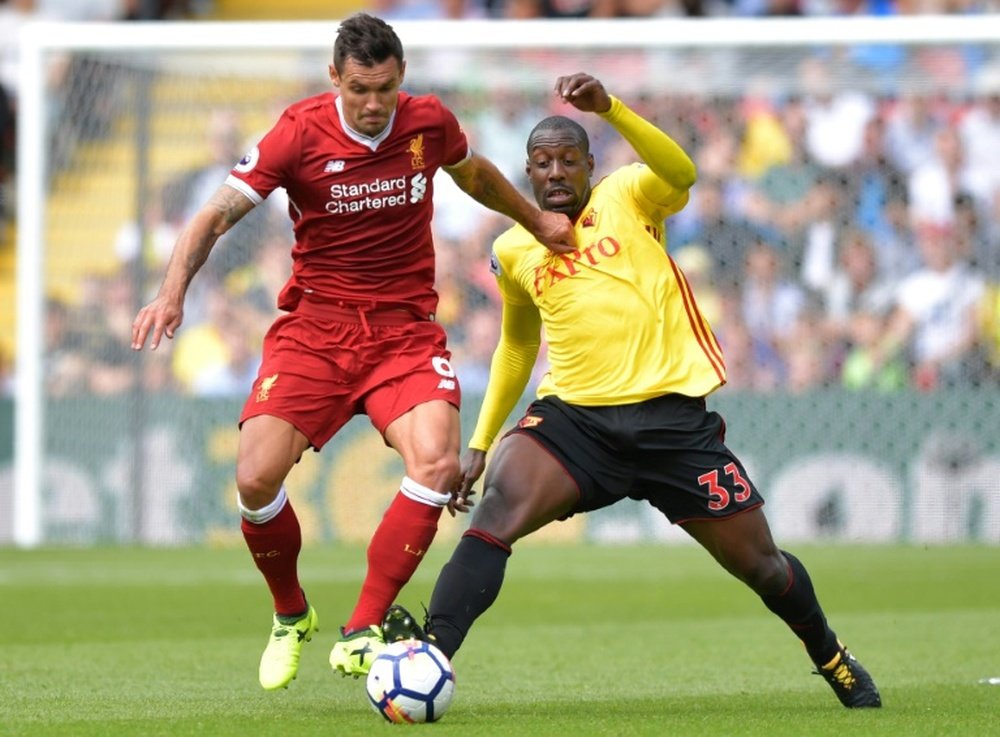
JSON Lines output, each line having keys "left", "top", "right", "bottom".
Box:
{"left": 683, "top": 510, "right": 881, "bottom": 708}
{"left": 237, "top": 415, "right": 318, "bottom": 690}
{"left": 420, "top": 434, "right": 578, "bottom": 659}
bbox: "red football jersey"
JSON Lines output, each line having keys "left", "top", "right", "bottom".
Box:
{"left": 226, "top": 91, "right": 470, "bottom": 317}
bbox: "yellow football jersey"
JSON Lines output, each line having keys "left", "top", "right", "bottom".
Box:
{"left": 468, "top": 96, "right": 726, "bottom": 452}
{"left": 492, "top": 163, "right": 726, "bottom": 406}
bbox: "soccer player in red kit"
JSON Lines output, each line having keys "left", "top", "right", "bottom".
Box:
{"left": 131, "top": 12, "right": 575, "bottom": 691}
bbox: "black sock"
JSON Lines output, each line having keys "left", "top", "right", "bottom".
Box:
{"left": 426, "top": 531, "right": 511, "bottom": 660}
{"left": 760, "top": 550, "right": 839, "bottom": 666}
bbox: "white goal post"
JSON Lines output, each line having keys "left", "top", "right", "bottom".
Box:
{"left": 14, "top": 15, "right": 1000, "bottom": 547}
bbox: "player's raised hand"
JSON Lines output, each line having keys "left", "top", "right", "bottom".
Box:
{"left": 131, "top": 295, "right": 184, "bottom": 351}
{"left": 555, "top": 73, "right": 612, "bottom": 115}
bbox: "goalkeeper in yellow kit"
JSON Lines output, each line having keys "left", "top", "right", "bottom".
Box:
{"left": 385, "top": 73, "right": 881, "bottom": 708}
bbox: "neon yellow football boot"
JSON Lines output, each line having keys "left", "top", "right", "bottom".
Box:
{"left": 329, "top": 624, "right": 386, "bottom": 678}
{"left": 258, "top": 605, "right": 318, "bottom": 690}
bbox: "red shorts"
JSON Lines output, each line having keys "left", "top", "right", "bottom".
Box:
{"left": 239, "top": 305, "right": 461, "bottom": 450}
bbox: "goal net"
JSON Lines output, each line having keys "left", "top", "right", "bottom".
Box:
{"left": 7, "top": 16, "right": 1000, "bottom": 546}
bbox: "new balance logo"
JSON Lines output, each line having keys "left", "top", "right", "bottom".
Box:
{"left": 324, "top": 160, "right": 345, "bottom": 173}
{"left": 437, "top": 378, "right": 456, "bottom": 390}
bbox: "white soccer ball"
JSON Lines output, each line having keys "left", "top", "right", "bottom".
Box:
{"left": 365, "top": 638, "right": 456, "bottom": 723}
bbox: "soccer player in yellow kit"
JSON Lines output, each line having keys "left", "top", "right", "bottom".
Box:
{"left": 384, "top": 73, "right": 881, "bottom": 708}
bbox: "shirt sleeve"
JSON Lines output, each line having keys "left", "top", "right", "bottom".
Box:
{"left": 225, "top": 109, "right": 299, "bottom": 203}
{"left": 437, "top": 99, "right": 471, "bottom": 168}
{"left": 468, "top": 251, "right": 542, "bottom": 451}
{"left": 598, "top": 95, "right": 696, "bottom": 215}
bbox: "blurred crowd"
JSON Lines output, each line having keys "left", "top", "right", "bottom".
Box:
{"left": 31, "top": 55, "right": 1000, "bottom": 402}
{"left": 1, "top": 3, "right": 999, "bottom": 401}
{"left": 366, "top": 0, "right": 1000, "bottom": 20}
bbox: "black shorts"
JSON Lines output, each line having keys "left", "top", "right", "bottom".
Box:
{"left": 508, "top": 393, "right": 764, "bottom": 524}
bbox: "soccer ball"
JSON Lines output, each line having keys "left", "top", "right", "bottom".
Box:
{"left": 365, "top": 638, "right": 456, "bottom": 723}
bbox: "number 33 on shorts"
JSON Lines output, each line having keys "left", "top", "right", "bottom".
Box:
{"left": 698, "top": 462, "right": 753, "bottom": 511}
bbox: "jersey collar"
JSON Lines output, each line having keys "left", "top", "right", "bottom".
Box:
{"left": 335, "top": 96, "right": 397, "bottom": 151}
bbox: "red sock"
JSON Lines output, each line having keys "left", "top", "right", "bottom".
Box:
{"left": 241, "top": 500, "right": 307, "bottom": 617}
{"left": 344, "top": 491, "right": 443, "bottom": 633}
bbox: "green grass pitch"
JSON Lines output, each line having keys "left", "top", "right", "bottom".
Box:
{"left": 1, "top": 544, "right": 998, "bottom": 736}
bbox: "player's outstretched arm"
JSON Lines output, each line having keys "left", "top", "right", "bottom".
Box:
{"left": 131, "top": 185, "right": 254, "bottom": 351}
{"left": 445, "top": 152, "right": 576, "bottom": 254}
{"left": 556, "top": 72, "right": 696, "bottom": 204}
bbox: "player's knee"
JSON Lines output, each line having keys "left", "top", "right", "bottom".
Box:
{"left": 408, "top": 453, "right": 461, "bottom": 492}
{"left": 739, "top": 552, "right": 790, "bottom": 595}
{"left": 235, "top": 465, "right": 282, "bottom": 509}
{"left": 472, "top": 485, "right": 535, "bottom": 543}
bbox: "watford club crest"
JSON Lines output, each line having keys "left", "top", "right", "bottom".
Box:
{"left": 580, "top": 208, "right": 596, "bottom": 228}
{"left": 517, "top": 415, "right": 543, "bottom": 430}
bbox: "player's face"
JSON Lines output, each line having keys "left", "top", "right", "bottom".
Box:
{"left": 329, "top": 57, "right": 405, "bottom": 137}
{"left": 525, "top": 135, "right": 593, "bottom": 218}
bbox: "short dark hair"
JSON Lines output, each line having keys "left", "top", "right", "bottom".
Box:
{"left": 526, "top": 116, "right": 590, "bottom": 156}
{"left": 333, "top": 13, "right": 404, "bottom": 74}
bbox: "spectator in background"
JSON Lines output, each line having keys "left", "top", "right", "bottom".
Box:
{"left": 840, "top": 308, "right": 908, "bottom": 391}
{"left": 743, "top": 94, "right": 820, "bottom": 269}
{"left": 161, "top": 110, "right": 246, "bottom": 226}
{"left": 367, "top": 0, "right": 489, "bottom": 19}
{"left": 171, "top": 289, "right": 241, "bottom": 395}
{"left": 502, "top": 0, "right": 616, "bottom": 18}
{"left": 474, "top": 86, "right": 545, "bottom": 183}
{"left": 799, "top": 55, "right": 875, "bottom": 170}
{"left": 884, "top": 92, "right": 942, "bottom": 177}
{"left": 956, "top": 87, "right": 1000, "bottom": 282}
{"left": 907, "top": 126, "right": 974, "bottom": 227}
{"left": 844, "top": 113, "right": 921, "bottom": 279}
{"left": 784, "top": 310, "right": 833, "bottom": 393}
{"left": 222, "top": 233, "right": 291, "bottom": 323}
{"left": 953, "top": 191, "right": 997, "bottom": 280}
{"left": 739, "top": 237, "right": 807, "bottom": 379}
{"left": 736, "top": 91, "right": 794, "bottom": 181}
{"left": 673, "top": 243, "right": 784, "bottom": 392}
{"left": 876, "top": 220, "right": 986, "bottom": 390}
{"left": 160, "top": 109, "right": 289, "bottom": 287}
{"left": 866, "top": 169, "right": 920, "bottom": 281}
{"left": 799, "top": 171, "right": 850, "bottom": 295}
{"left": 86, "top": 333, "right": 138, "bottom": 396}
{"left": 44, "top": 296, "right": 89, "bottom": 397}
{"left": 721, "top": 0, "right": 801, "bottom": 16}
{"left": 820, "top": 228, "right": 897, "bottom": 354}
{"left": 676, "top": 177, "right": 770, "bottom": 291}
{"left": 957, "top": 90, "right": 1000, "bottom": 214}
{"left": 714, "top": 311, "right": 783, "bottom": 392}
